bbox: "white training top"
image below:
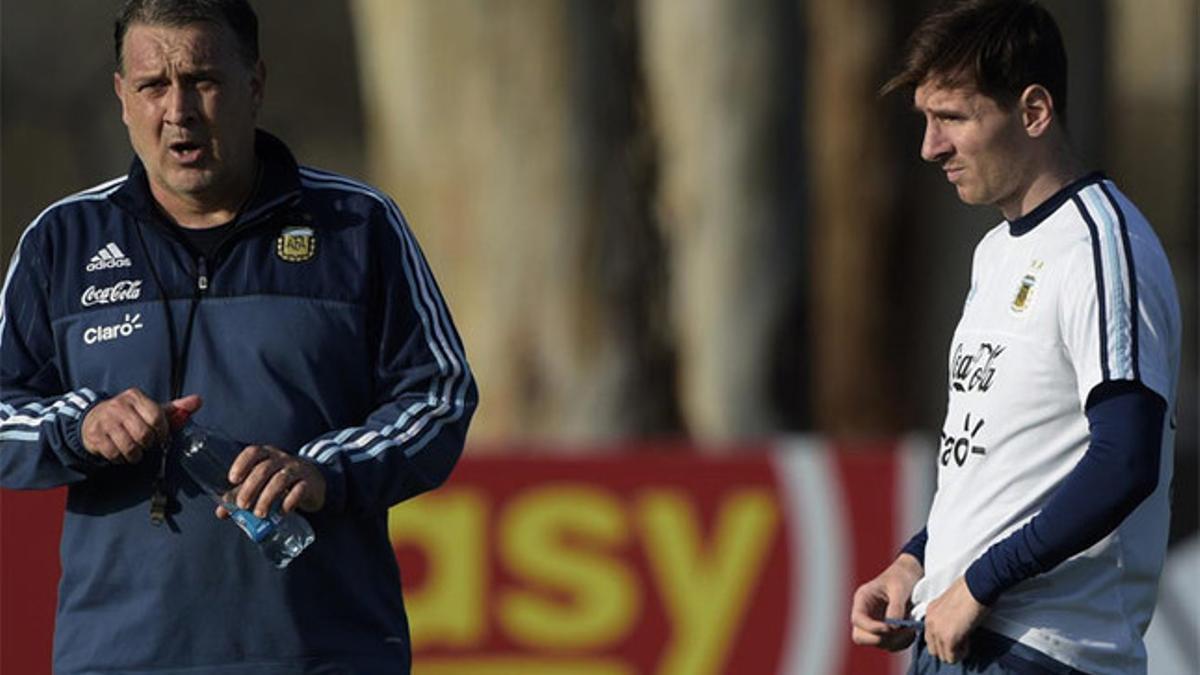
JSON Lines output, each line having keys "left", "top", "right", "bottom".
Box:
{"left": 911, "top": 175, "right": 1180, "bottom": 675}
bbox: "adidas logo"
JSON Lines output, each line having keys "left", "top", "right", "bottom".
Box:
{"left": 86, "top": 242, "right": 133, "bottom": 272}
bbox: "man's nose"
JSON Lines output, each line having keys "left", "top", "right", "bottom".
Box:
{"left": 163, "top": 84, "right": 197, "bottom": 125}
{"left": 920, "top": 122, "right": 950, "bottom": 163}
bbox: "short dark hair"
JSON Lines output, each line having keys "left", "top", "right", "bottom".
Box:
{"left": 882, "top": 0, "right": 1068, "bottom": 121}
{"left": 114, "top": 0, "right": 260, "bottom": 72}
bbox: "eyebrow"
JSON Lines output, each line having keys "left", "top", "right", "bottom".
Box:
{"left": 912, "top": 100, "right": 969, "bottom": 116}
{"left": 130, "top": 66, "right": 222, "bottom": 83}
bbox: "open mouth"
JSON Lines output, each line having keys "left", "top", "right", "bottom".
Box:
{"left": 168, "top": 141, "right": 206, "bottom": 163}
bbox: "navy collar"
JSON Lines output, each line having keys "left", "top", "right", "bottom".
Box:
{"left": 1007, "top": 171, "right": 1107, "bottom": 236}
{"left": 109, "top": 130, "right": 303, "bottom": 230}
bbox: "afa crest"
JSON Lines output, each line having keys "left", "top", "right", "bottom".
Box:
{"left": 1010, "top": 259, "right": 1044, "bottom": 313}
{"left": 276, "top": 226, "right": 316, "bottom": 263}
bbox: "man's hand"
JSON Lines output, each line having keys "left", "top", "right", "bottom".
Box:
{"left": 81, "top": 389, "right": 202, "bottom": 464}
{"left": 924, "top": 576, "right": 987, "bottom": 664}
{"left": 851, "top": 553, "right": 924, "bottom": 651}
{"left": 221, "top": 445, "right": 326, "bottom": 519}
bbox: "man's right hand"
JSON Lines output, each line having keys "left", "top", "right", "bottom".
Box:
{"left": 850, "top": 553, "right": 924, "bottom": 651}
{"left": 81, "top": 388, "right": 202, "bottom": 464}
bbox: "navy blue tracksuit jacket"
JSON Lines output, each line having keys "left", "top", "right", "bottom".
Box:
{"left": 0, "top": 131, "right": 477, "bottom": 674}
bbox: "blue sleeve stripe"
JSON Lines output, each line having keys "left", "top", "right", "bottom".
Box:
{"left": 295, "top": 171, "right": 468, "bottom": 463}
{"left": 0, "top": 430, "right": 40, "bottom": 442}
{"left": 1, "top": 179, "right": 127, "bottom": 349}
{"left": 1075, "top": 186, "right": 1138, "bottom": 382}
{"left": 1075, "top": 186, "right": 1137, "bottom": 384}
{"left": 1072, "top": 195, "right": 1111, "bottom": 381}
{"left": 1088, "top": 187, "right": 1135, "bottom": 379}
{"left": 294, "top": 169, "right": 473, "bottom": 464}
{"left": 1099, "top": 182, "right": 1141, "bottom": 382}
{"left": 0, "top": 389, "right": 98, "bottom": 433}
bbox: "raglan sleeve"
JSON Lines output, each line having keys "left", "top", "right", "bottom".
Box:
{"left": 1058, "top": 230, "right": 1178, "bottom": 406}
{"left": 296, "top": 197, "right": 478, "bottom": 516}
{"left": 1, "top": 225, "right": 107, "bottom": 488}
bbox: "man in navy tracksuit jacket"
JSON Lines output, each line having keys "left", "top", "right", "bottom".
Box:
{"left": 0, "top": 1, "right": 477, "bottom": 673}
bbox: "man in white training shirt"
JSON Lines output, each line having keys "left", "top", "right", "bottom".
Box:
{"left": 850, "top": 1, "right": 1181, "bottom": 674}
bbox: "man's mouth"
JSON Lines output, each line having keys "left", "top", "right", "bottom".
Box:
{"left": 168, "top": 141, "right": 207, "bottom": 164}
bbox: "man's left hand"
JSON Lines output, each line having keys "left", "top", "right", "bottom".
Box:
{"left": 924, "top": 576, "right": 987, "bottom": 664}
{"left": 218, "top": 445, "right": 326, "bottom": 519}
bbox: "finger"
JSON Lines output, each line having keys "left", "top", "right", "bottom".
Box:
{"left": 228, "top": 445, "right": 268, "bottom": 484}
{"left": 941, "top": 637, "right": 957, "bottom": 665}
{"left": 885, "top": 585, "right": 910, "bottom": 621}
{"left": 254, "top": 467, "right": 297, "bottom": 517}
{"left": 281, "top": 479, "right": 307, "bottom": 513}
{"left": 851, "top": 625, "right": 883, "bottom": 647}
{"left": 94, "top": 439, "right": 125, "bottom": 463}
{"left": 126, "top": 391, "right": 167, "bottom": 447}
{"left": 215, "top": 503, "right": 230, "bottom": 519}
{"left": 118, "top": 409, "right": 157, "bottom": 455}
{"left": 116, "top": 420, "right": 154, "bottom": 464}
{"left": 850, "top": 597, "right": 892, "bottom": 634}
{"left": 168, "top": 393, "right": 203, "bottom": 415}
{"left": 925, "top": 630, "right": 939, "bottom": 662}
{"left": 851, "top": 613, "right": 892, "bottom": 635}
{"left": 106, "top": 424, "right": 143, "bottom": 463}
{"left": 948, "top": 633, "right": 968, "bottom": 664}
{"left": 164, "top": 394, "right": 203, "bottom": 431}
{"left": 237, "top": 453, "right": 284, "bottom": 511}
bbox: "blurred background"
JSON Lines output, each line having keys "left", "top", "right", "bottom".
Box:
{"left": 1, "top": 0, "right": 1196, "bottom": 673}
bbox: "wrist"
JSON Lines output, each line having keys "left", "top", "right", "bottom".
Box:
{"left": 892, "top": 553, "right": 925, "bottom": 584}
{"left": 68, "top": 395, "right": 109, "bottom": 464}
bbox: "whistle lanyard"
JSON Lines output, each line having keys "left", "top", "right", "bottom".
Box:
{"left": 133, "top": 222, "right": 205, "bottom": 526}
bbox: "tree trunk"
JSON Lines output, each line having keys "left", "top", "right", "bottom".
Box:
{"left": 350, "top": 0, "right": 678, "bottom": 444}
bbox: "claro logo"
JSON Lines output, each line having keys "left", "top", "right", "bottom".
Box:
{"left": 83, "top": 313, "right": 144, "bottom": 345}
{"left": 81, "top": 280, "right": 142, "bottom": 307}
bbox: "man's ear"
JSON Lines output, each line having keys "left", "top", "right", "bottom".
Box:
{"left": 114, "top": 72, "right": 130, "bottom": 127}
{"left": 1020, "top": 84, "right": 1055, "bottom": 138}
{"left": 251, "top": 60, "right": 266, "bottom": 117}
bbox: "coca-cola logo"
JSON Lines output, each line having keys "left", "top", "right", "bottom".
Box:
{"left": 81, "top": 280, "right": 142, "bottom": 307}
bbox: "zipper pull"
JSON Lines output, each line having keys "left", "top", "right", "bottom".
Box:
{"left": 197, "top": 257, "right": 209, "bottom": 292}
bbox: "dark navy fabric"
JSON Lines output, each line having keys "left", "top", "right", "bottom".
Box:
{"left": 903, "top": 527, "right": 929, "bottom": 566}
{"left": 1006, "top": 172, "right": 1105, "bottom": 237}
{"left": 909, "top": 629, "right": 1088, "bottom": 674}
{"left": 0, "top": 131, "right": 477, "bottom": 674}
{"left": 964, "top": 381, "right": 1164, "bottom": 606}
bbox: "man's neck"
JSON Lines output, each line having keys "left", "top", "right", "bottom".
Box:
{"left": 999, "top": 148, "right": 1087, "bottom": 221}
{"left": 151, "top": 164, "right": 259, "bottom": 230}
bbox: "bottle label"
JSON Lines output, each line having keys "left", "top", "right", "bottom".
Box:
{"left": 230, "top": 508, "right": 278, "bottom": 543}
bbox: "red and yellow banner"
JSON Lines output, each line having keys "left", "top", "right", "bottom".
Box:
{"left": 1, "top": 439, "right": 929, "bottom": 674}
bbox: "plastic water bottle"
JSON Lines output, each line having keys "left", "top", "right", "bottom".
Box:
{"left": 174, "top": 421, "right": 315, "bottom": 568}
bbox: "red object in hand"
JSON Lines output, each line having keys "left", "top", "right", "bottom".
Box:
{"left": 167, "top": 407, "right": 192, "bottom": 431}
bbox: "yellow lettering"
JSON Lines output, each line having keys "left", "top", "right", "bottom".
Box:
{"left": 420, "top": 658, "right": 633, "bottom": 675}
{"left": 388, "top": 489, "right": 487, "bottom": 647}
{"left": 637, "top": 488, "right": 779, "bottom": 675}
{"left": 498, "top": 485, "right": 638, "bottom": 649}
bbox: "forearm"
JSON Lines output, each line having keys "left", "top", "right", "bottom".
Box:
{"left": 0, "top": 388, "right": 106, "bottom": 488}
{"left": 964, "top": 381, "right": 1165, "bottom": 605}
{"left": 302, "top": 379, "right": 478, "bottom": 515}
